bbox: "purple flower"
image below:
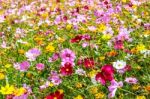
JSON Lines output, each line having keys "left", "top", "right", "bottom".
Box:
{"left": 60, "top": 48, "right": 76, "bottom": 62}
{"left": 36, "top": 63, "right": 45, "bottom": 70}
{"left": 108, "top": 80, "right": 123, "bottom": 98}
{"left": 25, "top": 48, "right": 41, "bottom": 61}
{"left": 20, "top": 61, "right": 30, "bottom": 72}
{"left": 125, "top": 77, "right": 138, "bottom": 84}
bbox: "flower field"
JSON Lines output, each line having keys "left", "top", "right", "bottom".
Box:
{"left": 0, "top": 0, "right": 150, "bottom": 99}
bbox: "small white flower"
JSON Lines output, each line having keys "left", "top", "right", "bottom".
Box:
{"left": 113, "top": 60, "right": 126, "bottom": 69}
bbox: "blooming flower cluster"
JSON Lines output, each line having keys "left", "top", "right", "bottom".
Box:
{"left": 0, "top": 0, "right": 149, "bottom": 99}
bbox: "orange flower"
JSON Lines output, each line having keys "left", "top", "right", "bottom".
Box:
{"left": 107, "top": 50, "right": 118, "bottom": 57}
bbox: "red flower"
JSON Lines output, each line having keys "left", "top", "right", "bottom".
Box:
{"left": 70, "top": 35, "right": 82, "bottom": 43}
{"left": 95, "top": 64, "right": 114, "bottom": 85}
{"left": 46, "top": 90, "right": 64, "bottom": 99}
{"left": 60, "top": 63, "right": 73, "bottom": 76}
{"left": 83, "top": 58, "right": 95, "bottom": 68}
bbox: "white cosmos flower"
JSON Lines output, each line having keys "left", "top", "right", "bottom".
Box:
{"left": 113, "top": 60, "right": 126, "bottom": 70}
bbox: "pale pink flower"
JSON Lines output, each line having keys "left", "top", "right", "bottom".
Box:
{"left": 36, "top": 63, "right": 45, "bottom": 70}
{"left": 125, "top": 77, "right": 138, "bottom": 84}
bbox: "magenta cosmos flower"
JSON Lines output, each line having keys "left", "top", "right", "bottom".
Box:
{"left": 25, "top": 48, "right": 41, "bottom": 61}
{"left": 60, "top": 48, "right": 76, "bottom": 62}
{"left": 20, "top": 61, "right": 30, "bottom": 72}
{"left": 36, "top": 63, "right": 45, "bottom": 70}
{"left": 95, "top": 64, "right": 114, "bottom": 85}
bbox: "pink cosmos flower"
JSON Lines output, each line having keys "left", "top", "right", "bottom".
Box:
{"left": 108, "top": 80, "right": 123, "bottom": 98}
{"left": 125, "top": 77, "right": 138, "bottom": 84}
{"left": 20, "top": 61, "right": 30, "bottom": 72}
{"left": 48, "top": 53, "right": 59, "bottom": 62}
{"left": 48, "top": 71, "right": 62, "bottom": 85}
{"left": 25, "top": 48, "right": 41, "bottom": 61}
{"left": 36, "top": 63, "right": 45, "bottom": 70}
{"left": 60, "top": 48, "right": 76, "bottom": 62}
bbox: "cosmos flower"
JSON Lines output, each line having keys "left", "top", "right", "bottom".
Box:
{"left": 75, "top": 68, "right": 86, "bottom": 76}
{"left": 48, "top": 71, "right": 62, "bottom": 86}
{"left": 36, "top": 63, "right": 45, "bottom": 70}
{"left": 114, "top": 40, "right": 124, "bottom": 50}
{"left": 125, "top": 77, "right": 138, "bottom": 84}
{"left": 83, "top": 58, "right": 95, "bottom": 68}
{"left": 70, "top": 35, "right": 83, "bottom": 43}
{"left": 95, "top": 64, "right": 114, "bottom": 85}
{"left": 20, "top": 61, "right": 30, "bottom": 72}
{"left": 46, "top": 90, "right": 64, "bottom": 99}
{"left": 108, "top": 80, "right": 123, "bottom": 98}
{"left": 113, "top": 60, "right": 126, "bottom": 70}
{"left": 60, "top": 63, "right": 73, "bottom": 76}
{"left": 60, "top": 48, "right": 76, "bottom": 62}
{"left": 25, "top": 48, "right": 41, "bottom": 61}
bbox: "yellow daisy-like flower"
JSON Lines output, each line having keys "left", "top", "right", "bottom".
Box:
{"left": 99, "top": 56, "right": 105, "bottom": 61}
{"left": 136, "top": 44, "right": 146, "bottom": 52}
{"left": 4, "top": 64, "right": 12, "bottom": 68}
{"left": 66, "top": 24, "right": 72, "bottom": 30}
{"left": 0, "top": 72, "right": 5, "bottom": 80}
{"left": 41, "top": 12, "right": 49, "bottom": 19}
{"left": 75, "top": 82, "right": 83, "bottom": 88}
{"left": 14, "top": 87, "right": 26, "bottom": 96}
{"left": 102, "top": 34, "right": 112, "bottom": 40}
{"left": 0, "top": 84, "right": 15, "bottom": 95}
{"left": 49, "top": 83, "right": 54, "bottom": 87}
{"left": 132, "top": 84, "right": 140, "bottom": 90}
{"left": 88, "top": 70, "right": 97, "bottom": 78}
{"left": 88, "top": 86, "right": 98, "bottom": 94}
{"left": 122, "top": 0, "right": 127, "bottom": 3}
{"left": 45, "top": 44, "right": 55, "bottom": 52}
{"left": 74, "top": 95, "right": 84, "bottom": 99}
{"left": 95, "top": 92, "right": 105, "bottom": 99}
{"left": 18, "top": 49, "right": 25, "bottom": 54}
{"left": 58, "top": 89, "right": 64, "bottom": 94}
{"left": 136, "top": 96, "right": 146, "bottom": 99}
{"left": 97, "top": 24, "right": 106, "bottom": 32}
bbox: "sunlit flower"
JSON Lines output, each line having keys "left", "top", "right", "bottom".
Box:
{"left": 0, "top": 84, "right": 15, "bottom": 95}
{"left": 113, "top": 60, "right": 126, "bottom": 70}
{"left": 125, "top": 77, "right": 138, "bottom": 84}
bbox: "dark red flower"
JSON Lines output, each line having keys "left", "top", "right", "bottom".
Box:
{"left": 46, "top": 90, "right": 64, "bottom": 99}
{"left": 95, "top": 64, "right": 114, "bottom": 85}
{"left": 60, "top": 63, "right": 73, "bottom": 76}
{"left": 70, "top": 35, "right": 83, "bottom": 43}
{"left": 83, "top": 58, "right": 95, "bottom": 68}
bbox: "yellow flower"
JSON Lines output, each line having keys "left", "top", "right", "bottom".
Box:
{"left": 41, "top": 12, "right": 49, "bottom": 19}
{"left": 132, "top": 84, "right": 140, "bottom": 90}
{"left": 88, "top": 87, "right": 98, "bottom": 94}
{"left": 18, "top": 49, "right": 25, "bottom": 54}
{"left": 4, "top": 64, "right": 12, "bottom": 68}
{"left": 88, "top": 70, "right": 97, "bottom": 78}
{"left": 58, "top": 89, "right": 64, "bottom": 94}
{"left": 75, "top": 82, "right": 83, "bottom": 88}
{"left": 136, "top": 96, "right": 146, "bottom": 99}
{"left": 49, "top": 83, "right": 54, "bottom": 87}
{"left": 0, "top": 84, "right": 15, "bottom": 95}
{"left": 136, "top": 44, "right": 146, "bottom": 52}
{"left": 66, "top": 24, "right": 72, "bottom": 30}
{"left": 99, "top": 56, "right": 105, "bottom": 61}
{"left": 45, "top": 44, "right": 55, "bottom": 52}
{"left": 14, "top": 87, "right": 26, "bottom": 96}
{"left": 0, "top": 72, "right": 5, "bottom": 80}
{"left": 102, "top": 34, "right": 112, "bottom": 40}
{"left": 95, "top": 92, "right": 105, "bottom": 99}
{"left": 122, "top": 0, "right": 127, "bottom": 3}
{"left": 97, "top": 24, "right": 106, "bottom": 32}
{"left": 57, "top": 37, "right": 65, "bottom": 43}
{"left": 74, "top": 95, "right": 84, "bottom": 99}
